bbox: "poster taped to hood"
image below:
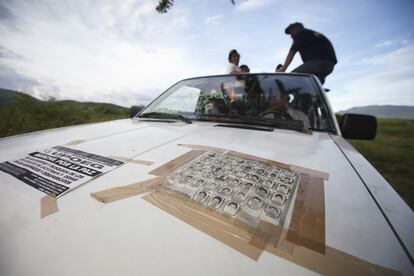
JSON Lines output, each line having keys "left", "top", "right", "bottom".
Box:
{"left": 0, "top": 146, "right": 124, "bottom": 198}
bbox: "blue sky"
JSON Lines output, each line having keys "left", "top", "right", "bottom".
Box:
{"left": 0, "top": 0, "right": 413, "bottom": 111}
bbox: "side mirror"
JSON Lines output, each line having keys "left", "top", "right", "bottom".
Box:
{"left": 339, "top": 113, "right": 377, "bottom": 140}
{"left": 130, "top": 105, "right": 144, "bottom": 118}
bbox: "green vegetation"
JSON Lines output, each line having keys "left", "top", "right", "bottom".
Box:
{"left": 0, "top": 91, "right": 129, "bottom": 138}
{"left": 348, "top": 119, "right": 414, "bottom": 210}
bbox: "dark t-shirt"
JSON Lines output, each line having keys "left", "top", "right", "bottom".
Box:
{"left": 290, "top": 29, "right": 337, "bottom": 64}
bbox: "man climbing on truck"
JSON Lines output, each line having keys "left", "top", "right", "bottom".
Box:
{"left": 277, "top": 22, "right": 337, "bottom": 84}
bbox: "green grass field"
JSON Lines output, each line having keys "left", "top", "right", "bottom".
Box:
{"left": 348, "top": 119, "right": 414, "bottom": 210}
{"left": 0, "top": 91, "right": 129, "bottom": 138}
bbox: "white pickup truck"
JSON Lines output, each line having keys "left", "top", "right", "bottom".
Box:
{"left": 0, "top": 73, "right": 413, "bottom": 275}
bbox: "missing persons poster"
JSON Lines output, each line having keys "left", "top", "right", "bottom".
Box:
{"left": 0, "top": 146, "right": 124, "bottom": 197}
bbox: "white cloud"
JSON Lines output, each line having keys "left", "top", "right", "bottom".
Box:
{"left": 236, "top": 0, "right": 274, "bottom": 12}
{"left": 374, "top": 37, "right": 412, "bottom": 48}
{"left": 330, "top": 44, "right": 414, "bottom": 111}
{"left": 0, "top": 0, "right": 199, "bottom": 107}
{"left": 375, "top": 40, "right": 394, "bottom": 48}
{"left": 331, "top": 72, "right": 414, "bottom": 111}
{"left": 362, "top": 44, "right": 414, "bottom": 66}
{"left": 205, "top": 15, "right": 223, "bottom": 26}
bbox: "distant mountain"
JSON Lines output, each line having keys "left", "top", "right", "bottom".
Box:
{"left": 0, "top": 88, "right": 126, "bottom": 109}
{"left": 0, "top": 89, "right": 18, "bottom": 105}
{"left": 338, "top": 105, "right": 414, "bottom": 119}
{"left": 0, "top": 88, "right": 129, "bottom": 138}
{"left": 0, "top": 88, "right": 39, "bottom": 105}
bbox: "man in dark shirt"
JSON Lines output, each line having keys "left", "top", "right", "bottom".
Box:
{"left": 277, "top": 22, "right": 337, "bottom": 84}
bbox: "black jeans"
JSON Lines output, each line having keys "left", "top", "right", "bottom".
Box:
{"left": 292, "top": 60, "right": 335, "bottom": 84}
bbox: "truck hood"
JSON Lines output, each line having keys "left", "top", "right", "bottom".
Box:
{"left": 0, "top": 119, "right": 412, "bottom": 275}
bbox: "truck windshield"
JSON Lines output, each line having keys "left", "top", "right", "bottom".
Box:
{"left": 140, "top": 74, "right": 334, "bottom": 132}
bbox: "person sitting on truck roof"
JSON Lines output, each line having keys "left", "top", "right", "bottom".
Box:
{"left": 226, "top": 49, "right": 242, "bottom": 74}
{"left": 240, "top": 64, "right": 250, "bottom": 73}
{"left": 275, "top": 64, "right": 283, "bottom": 72}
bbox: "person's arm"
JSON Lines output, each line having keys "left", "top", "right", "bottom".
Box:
{"left": 225, "top": 63, "right": 233, "bottom": 74}
{"left": 230, "top": 70, "right": 242, "bottom": 74}
{"left": 278, "top": 50, "right": 296, "bottom": 72}
{"left": 226, "top": 63, "right": 242, "bottom": 74}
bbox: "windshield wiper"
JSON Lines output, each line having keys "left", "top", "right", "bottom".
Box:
{"left": 196, "top": 114, "right": 309, "bottom": 133}
{"left": 139, "top": 112, "right": 192, "bottom": 124}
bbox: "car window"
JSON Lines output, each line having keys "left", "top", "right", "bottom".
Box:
{"left": 140, "top": 74, "right": 334, "bottom": 132}
{"left": 145, "top": 86, "right": 201, "bottom": 114}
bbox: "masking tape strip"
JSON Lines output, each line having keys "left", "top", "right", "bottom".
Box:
{"left": 151, "top": 189, "right": 255, "bottom": 237}
{"left": 144, "top": 188, "right": 400, "bottom": 275}
{"left": 265, "top": 229, "right": 401, "bottom": 276}
{"left": 177, "top": 144, "right": 228, "bottom": 153}
{"left": 144, "top": 190, "right": 264, "bottom": 261}
{"left": 248, "top": 220, "right": 283, "bottom": 251}
{"left": 138, "top": 146, "right": 399, "bottom": 275}
{"left": 287, "top": 174, "right": 326, "bottom": 254}
{"left": 144, "top": 190, "right": 400, "bottom": 275}
{"left": 141, "top": 174, "right": 399, "bottom": 275}
{"left": 109, "top": 156, "right": 154, "bottom": 166}
{"left": 148, "top": 149, "right": 206, "bottom": 176}
{"left": 90, "top": 176, "right": 165, "bottom": 203}
{"left": 40, "top": 195, "right": 59, "bottom": 219}
{"left": 289, "top": 165, "right": 329, "bottom": 180}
